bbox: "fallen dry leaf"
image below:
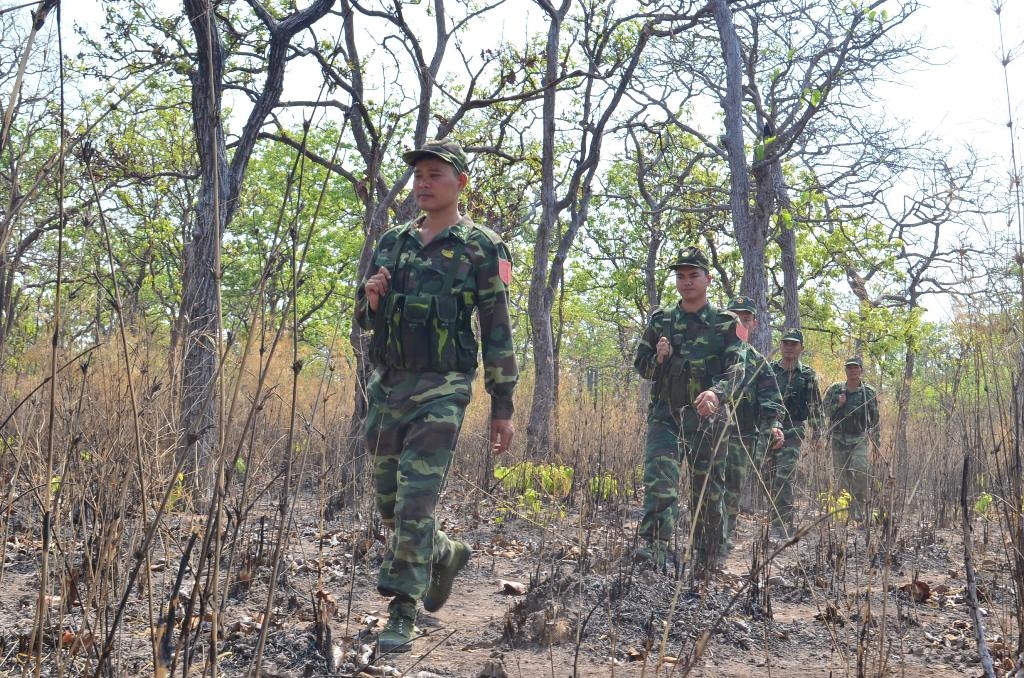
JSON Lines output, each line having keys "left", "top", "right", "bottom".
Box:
{"left": 496, "top": 579, "right": 527, "bottom": 595}
{"left": 899, "top": 580, "right": 931, "bottom": 603}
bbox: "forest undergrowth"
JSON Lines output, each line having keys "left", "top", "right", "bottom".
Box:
{"left": 0, "top": 339, "right": 1021, "bottom": 677}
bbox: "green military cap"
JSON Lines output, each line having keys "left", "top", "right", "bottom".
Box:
{"left": 781, "top": 328, "right": 804, "bottom": 344}
{"left": 845, "top": 356, "right": 863, "bottom": 367}
{"left": 727, "top": 295, "right": 757, "bottom": 314}
{"left": 668, "top": 246, "right": 710, "bottom": 272}
{"left": 402, "top": 137, "right": 469, "bottom": 174}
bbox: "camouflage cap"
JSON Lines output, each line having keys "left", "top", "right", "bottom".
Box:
{"left": 727, "top": 295, "right": 757, "bottom": 315}
{"left": 668, "top": 246, "right": 710, "bottom": 272}
{"left": 781, "top": 328, "right": 804, "bottom": 344}
{"left": 402, "top": 137, "right": 469, "bottom": 174}
{"left": 845, "top": 356, "right": 863, "bottom": 367}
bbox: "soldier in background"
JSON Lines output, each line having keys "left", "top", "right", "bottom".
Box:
{"left": 768, "top": 329, "right": 824, "bottom": 538}
{"left": 822, "top": 356, "right": 880, "bottom": 522}
{"left": 355, "top": 138, "right": 518, "bottom": 654}
{"left": 633, "top": 246, "right": 747, "bottom": 575}
{"left": 721, "top": 296, "right": 784, "bottom": 554}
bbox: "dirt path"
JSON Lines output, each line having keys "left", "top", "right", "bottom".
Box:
{"left": 0, "top": 490, "right": 1015, "bottom": 677}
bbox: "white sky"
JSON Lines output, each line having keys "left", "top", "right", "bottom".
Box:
{"left": 57, "top": 1, "right": 1023, "bottom": 165}
{"left": 884, "top": 0, "right": 1024, "bottom": 164}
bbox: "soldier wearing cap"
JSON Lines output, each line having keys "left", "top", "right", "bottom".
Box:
{"left": 767, "top": 328, "right": 824, "bottom": 537}
{"left": 632, "top": 246, "right": 747, "bottom": 575}
{"left": 721, "top": 297, "right": 784, "bottom": 552}
{"left": 822, "top": 356, "right": 880, "bottom": 521}
{"left": 356, "top": 137, "right": 518, "bottom": 653}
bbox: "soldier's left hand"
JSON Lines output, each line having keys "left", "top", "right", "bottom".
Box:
{"left": 771, "top": 426, "right": 784, "bottom": 450}
{"left": 694, "top": 390, "right": 719, "bottom": 418}
{"left": 491, "top": 419, "right": 514, "bottom": 454}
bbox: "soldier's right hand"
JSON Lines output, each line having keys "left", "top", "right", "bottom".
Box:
{"left": 837, "top": 392, "right": 847, "bottom": 407}
{"left": 364, "top": 266, "right": 391, "bottom": 312}
{"left": 655, "top": 336, "right": 671, "bottom": 363}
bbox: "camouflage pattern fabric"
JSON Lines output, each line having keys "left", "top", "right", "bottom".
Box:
{"left": 634, "top": 302, "right": 747, "bottom": 571}
{"left": 681, "top": 409, "right": 730, "bottom": 570}
{"left": 355, "top": 215, "right": 518, "bottom": 600}
{"left": 762, "top": 433, "right": 801, "bottom": 529}
{"left": 639, "top": 399, "right": 682, "bottom": 547}
{"left": 723, "top": 345, "right": 783, "bottom": 545}
{"left": 365, "top": 369, "right": 470, "bottom": 599}
{"left": 822, "top": 381, "right": 879, "bottom": 516}
{"left": 771, "top": 359, "right": 824, "bottom": 437}
{"left": 766, "top": 359, "right": 824, "bottom": 529}
{"left": 830, "top": 436, "right": 870, "bottom": 518}
{"left": 356, "top": 215, "right": 518, "bottom": 419}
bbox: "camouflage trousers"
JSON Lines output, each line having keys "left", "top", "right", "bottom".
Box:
{"left": 723, "top": 430, "right": 758, "bottom": 545}
{"left": 365, "top": 367, "right": 472, "bottom": 601}
{"left": 639, "top": 400, "right": 727, "bottom": 571}
{"left": 763, "top": 429, "right": 803, "bottom": 529}
{"left": 830, "top": 433, "right": 870, "bottom": 517}
{"left": 639, "top": 400, "right": 681, "bottom": 546}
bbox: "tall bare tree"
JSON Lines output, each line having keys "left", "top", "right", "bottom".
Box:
{"left": 701, "top": 0, "right": 922, "bottom": 350}
{"left": 179, "top": 0, "right": 334, "bottom": 493}
{"left": 525, "top": 0, "right": 709, "bottom": 456}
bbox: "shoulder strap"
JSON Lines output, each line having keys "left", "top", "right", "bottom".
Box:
{"left": 439, "top": 240, "right": 467, "bottom": 296}
{"left": 385, "top": 229, "right": 409, "bottom": 272}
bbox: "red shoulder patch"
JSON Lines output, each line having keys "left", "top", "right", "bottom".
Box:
{"left": 498, "top": 258, "right": 512, "bottom": 285}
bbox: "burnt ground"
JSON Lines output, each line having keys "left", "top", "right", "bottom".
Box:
{"left": 0, "top": 482, "right": 1019, "bottom": 677}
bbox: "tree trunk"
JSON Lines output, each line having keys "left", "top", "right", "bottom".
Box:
{"left": 712, "top": 0, "right": 770, "bottom": 353}
{"left": 180, "top": 0, "right": 228, "bottom": 495}
{"left": 180, "top": 0, "right": 334, "bottom": 496}
{"left": 773, "top": 162, "right": 800, "bottom": 330}
{"left": 894, "top": 330, "right": 915, "bottom": 465}
{"left": 525, "top": 4, "right": 566, "bottom": 458}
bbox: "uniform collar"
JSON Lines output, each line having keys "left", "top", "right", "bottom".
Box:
{"left": 404, "top": 215, "right": 471, "bottom": 244}
{"left": 677, "top": 301, "right": 714, "bottom": 321}
{"left": 774, "top": 358, "right": 803, "bottom": 371}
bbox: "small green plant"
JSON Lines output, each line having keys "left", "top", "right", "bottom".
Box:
{"left": 494, "top": 464, "right": 531, "bottom": 494}
{"left": 973, "top": 491, "right": 993, "bottom": 517}
{"left": 494, "top": 462, "right": 573, "bottom": 499}
{"left": 818, "top": 489, "right": 852, "bottom": 521}
{"left": 588, "top": 473, "right": 619, "bottom": 501}
{"left": 165, "top": 472, "right": 186, "bottom": 513}
{"left": 492, "top": 463, "right": 572, "bottom": 526}
{"left": 536, "top": 464, "right": 573, "bottom": 499}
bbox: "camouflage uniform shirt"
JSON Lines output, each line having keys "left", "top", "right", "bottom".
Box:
{"left": 732, "top": 346, "right": 784, "bottom": 436}
{"left": 822, "top": 381, "right": 880, "bottom": 446}
{"left": 770, "top": 359, "right": 824, "bottom": 436}
{"left": 355, "top": 215, "right": 518, "bottom": 418}
{"left": 634, "top": 302, "right": 747, "bottom": 424}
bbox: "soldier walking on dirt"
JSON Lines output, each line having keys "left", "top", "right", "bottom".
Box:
{"left": 632, "top": 246, "right": 747, "bottom": 575}
{"left": 822, "top": 356, "right": 879, "bottom": 522}
{"left": 767, "top": 329, "right": 824, "bottom": 538}
{"left": 721, "top": 297, "right": 784, "bottom": 553}
{"left": 355, "top": 138, "right": 518, "bottom": 654}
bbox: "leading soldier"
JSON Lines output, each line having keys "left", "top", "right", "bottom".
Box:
{"left": 768, "top": 329, "right": 824, "bottom": 538}
{"left": 633, "top": 246, "right": 747, "bottom": 575}
{"left": 355, "top": 138, "right": 518, "bottom": 654}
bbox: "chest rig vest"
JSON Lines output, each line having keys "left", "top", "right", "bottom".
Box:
{"left": 780, "top": 366, "right": 812, "bottom": 423}
{"left": 369, "top": 230, "right": 477, "bottom": 373}
{"left": 832, "top": 387, "right": 870, "bottom": 434}
{"left": 654, "top": 308, "right": 729, "bottom": 415}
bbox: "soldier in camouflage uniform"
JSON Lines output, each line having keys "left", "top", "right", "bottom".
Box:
{"left": 767, "top": 329, "right": 824, "bottom": 537}
{"left": 633, "top": 246, "right": 747, "bottom": 575}
{"left": 721, "top": 297, "right": 784, "bottom": 553}
{"left": 822, "top": 356, "right": 879, "bottom": 521}
{"left": 355, "top": 138, "right": 518, "bottom": 654}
